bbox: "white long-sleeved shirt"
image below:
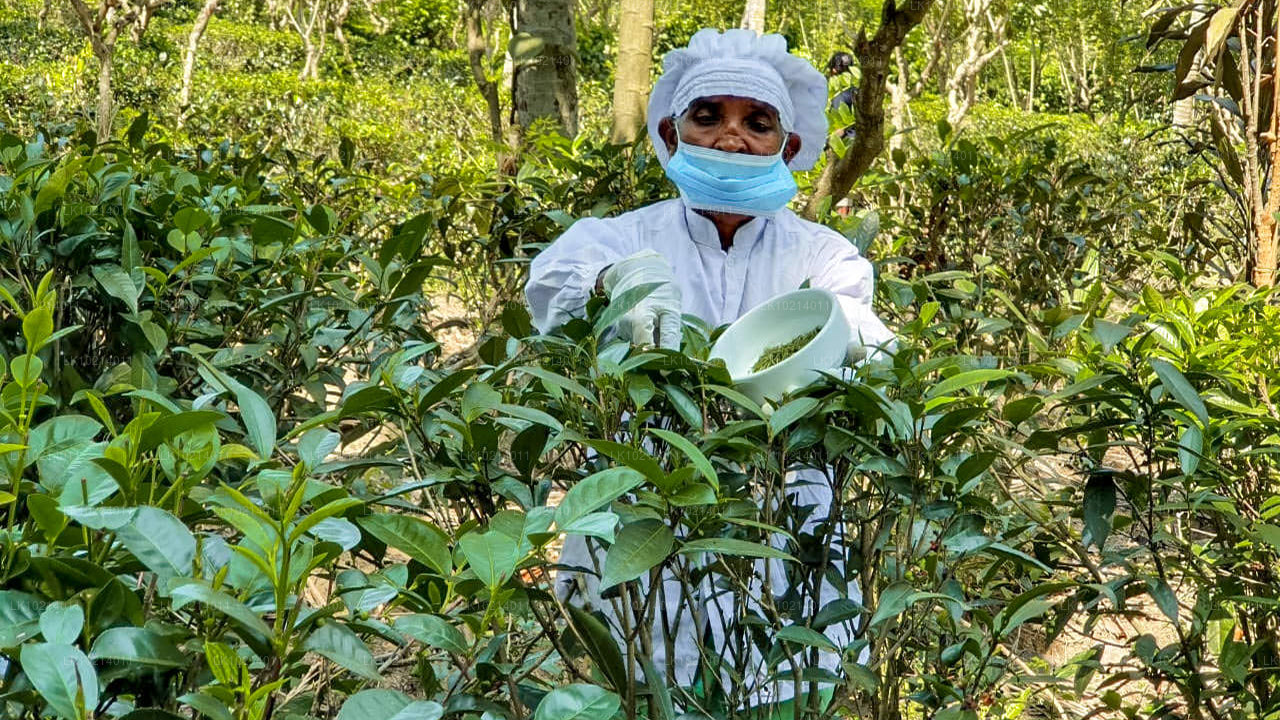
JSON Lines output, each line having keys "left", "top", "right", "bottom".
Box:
{"left": 524, "top": 198, "right": 886, "bottom": 706}
{"left": 525, "top": 198, "right": 895, "bottom": 354}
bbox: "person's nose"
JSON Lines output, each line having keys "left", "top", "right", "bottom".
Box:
{"left": 713, "top": 124, "right": 748, "bottom": 153}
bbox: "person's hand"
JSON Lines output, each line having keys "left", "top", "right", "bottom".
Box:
{"left": 836, "top": 295, "right": 896, "bottom": 367}
{"left": 601, "top": 250, "right": 682, "bottom": 349}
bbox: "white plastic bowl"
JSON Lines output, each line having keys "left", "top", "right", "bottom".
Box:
{"left": 709, "top": 288, "right": 850, "bottom": 405}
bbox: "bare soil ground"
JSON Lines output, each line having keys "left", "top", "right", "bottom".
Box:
{"left": 1009, "top": 448, "right": 1190, "bottom": 718}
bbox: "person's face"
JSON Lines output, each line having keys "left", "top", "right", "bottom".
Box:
{"left": 658, "top": 95, "right": 801, "bottom": 162}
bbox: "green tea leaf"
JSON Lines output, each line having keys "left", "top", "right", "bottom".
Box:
{"left": 594, "top": 281, "right": 663, "bottom": 338}
{"left": 1151, "top": 358, "right": 1209, "bottom": 428}
{"left": 648, "top": 428, "right": 718, "bottom": 490}
{"left": 195, "top": 361, "right": 276, "bottom": 459}
{"left": 534, "top": 684, "right": 621, "bottom": 720}
{"left": 775, "top": 625, "right": 838, "bottom": 651}
{"left": 555, "top": 467, "right": 645, "bottom": 530}
{"left": 169, "top": 579, "right": 273, "bottom": 646}
{"left": 180, "top": 692, "right": 235, "bottom": 720}
{"left": 868, "top": 581, "right": 913, "bottom": 628}
{"left": 357, "top": 514, "right": 451, "bottom": 576}
{"left": 574, "top": 440, "right": 664, "bottom": 486}
{"left": 20, "top": 642, "right": 98, "bottom": 720}
{"left": 458, "top": 530, "right": 519, "bottom": 587}
{"left": 678, "top": 538, "right": 796, "bottom": 562}
{"left": 22, "top": 305, "right": 52, "bottom": 351}
{"left": 461, "top": 382, "right": 501, "bottom": 423}
{"left": 1179, "top": 424, "right": 1203, "bottom": 476}
{"left": 926, "top": 369, "right": 1014, "bottom": 399}
{"left": 1082, "top": 473, "right": 1116, "bottom": 550}
{"left": 39, "top": 602, "right": 83, "bottom": 646}
{"left": 91, "top": 264, "right": 139, "bottom": 314}
{"left": 557, "top": 511, "right": 619, "bottom": 542}
{"left": 337, "top": 690, "right": 443, "bottom": 720}
{"left": 202, "top": 641, "right": 244, "bottom": 687}
{"left": 89, "top": 627, "right": 186, "bottom": 668}
{"left": 1092, "top": 319, "right": 1132, "bottom": 351}
{"left": 303, "top": 622, "right": 380, "bottom": 680}
{"left": 600, "top": 520, "right": 674, "bottom": 589}
{"left": 1147, "top": 578, "right": 1179, "bottom": 623}
{"left": 289, "top": 497, "right": 363, "bottom": 545}
{"left": 768, "top": 397, "right": 819, "bottom": 436}
{"left": 394, "top": 614, "right": 468, "bottom": 654}
{"left": 116, "top": 507, "right": 195, "bottom": 580}
{"left": 565, "top": 605, "right": 627, "bottom": 694}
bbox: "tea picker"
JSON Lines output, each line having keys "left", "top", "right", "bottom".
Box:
{"left": 525, "top": 27, "right": 896, "bottom": 714}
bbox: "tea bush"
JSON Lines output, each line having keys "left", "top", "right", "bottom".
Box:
{"left": 0, "top": 103, "right": 1278, "bottom": 720}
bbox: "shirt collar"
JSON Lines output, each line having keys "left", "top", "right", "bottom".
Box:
{"left": 679, "top": 201, "right": 769, "bottom": 251}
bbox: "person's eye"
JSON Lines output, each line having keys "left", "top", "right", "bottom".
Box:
{"left": 693, "top": 112, "right": 717, "bottom": 125}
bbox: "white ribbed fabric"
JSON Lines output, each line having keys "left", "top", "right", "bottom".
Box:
{"left": 670, "top": 60, "right": 794, "bottom": 131}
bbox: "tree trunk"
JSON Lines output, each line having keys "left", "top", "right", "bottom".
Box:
{"left": 946, "top": 0, "right": 1006, "bottom": 127}
{"left": 610, "top": 0, "right": 653, "bottom": 144}
{"left": 993, "top": 10, "right": 1018, "bottom": 109}
{"left": 1257, "top": 21, "right": 1280, "bottom": 287}
{"left": 332, "top": 0, "right": 352, "bottom": 64}
{"left": 889, "top": 0, "right": 947, "bottom": 151}
{"left": 178, "top": 0, "right": 220, "bottom": 126}
{"left": 465, "top": 0, "right": 503, "bottom": 143}
{"left": 1026, "top": 38, "right": 1038, "bottom": 111}
{"left": 282, "top": 0, "right": 327, "bottom": 79}
{"left": 68, "top": 0, "right": 121, "bottom": 143}
{"left": 301, "top": 34, "right": 319, "bottom": 79}
{"left": 740, "top": 0, "right": 765, "bottom": 33}
{"left": 362, "top": 0, "right": 389, "bottom": 33}
{"left": 803, "top": 0, "right": 935, "bottom": 219}
{"left": 888, "top": 48, "right": 910, "bottom": 152}
{"left": 510, "top": 0, "right": 578, "bottom": 138}
{"left": 130, "top": 0, "right": 167, "bottom": 43}
{"left": 96, "top": 44, "right": 114, "bottom": 141}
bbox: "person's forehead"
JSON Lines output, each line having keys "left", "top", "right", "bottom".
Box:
{"left": 686, "top": 95, "right": 780, "bottom": 117}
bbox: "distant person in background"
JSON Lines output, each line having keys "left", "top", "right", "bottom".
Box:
{"left": 826, "top": 51, "right": 856, "bottom": 118}
{"left": 826, "top": 51, "right": 857, "bottom": 216}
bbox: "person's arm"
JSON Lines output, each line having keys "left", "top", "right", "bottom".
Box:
{"left": 806, "top": 236, "right": 896, "bottom": 363}
{"left": 525, "top": 218, "right": 631, "bottom": 334}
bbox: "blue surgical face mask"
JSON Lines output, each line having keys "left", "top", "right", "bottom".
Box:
{"left": 664, "top": 128, "right": 797, "bottom": 218}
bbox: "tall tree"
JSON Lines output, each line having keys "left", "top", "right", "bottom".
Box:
{"left": 465, "top": 0, "right": 503, "bottom": 143}
{"left": 177, "top": 0, "right": 220, "bottom": 128}
{"left": 509, "top": 0, "right": 579, "bottom": 138}
{"left": 804, "top": 0, "right": 935, "bottom": 219}
{"left": 610, "top": 0, "right": 654, "bottom": 143}
{"left": 945, "top": 0, "right": 1006, "bottom": 126}
{"left": 889, "top": 0, "right": 949, "bottom": 151}
{"left": 1150, "top": 1, "right": 1278, "bottom": 286}
{"left": 68, "top": 0, "right": 168, "bottom": 141}
{"left": 740, "top": 0, "right": 765, "bottom": 33}
{"left": 279, "top": 0, "right": 330, "bottom": 80}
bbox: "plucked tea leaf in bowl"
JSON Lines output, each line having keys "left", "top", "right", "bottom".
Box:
{"left": 751, "top": 328, "right": 821, "bottom": 373}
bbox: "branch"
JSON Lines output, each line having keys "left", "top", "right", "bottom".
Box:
{"left": 803, "top": 0, "right": 936, "bottom": 218}
{"left": 68, "top": 0, "right": 110, "bottom": 57}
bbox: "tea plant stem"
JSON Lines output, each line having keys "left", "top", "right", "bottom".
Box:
{"left": 530, "top": 599, "right": 595, "bottom": 684}
{"left": 618, "top": 581, "right": 638, "bottom": 717}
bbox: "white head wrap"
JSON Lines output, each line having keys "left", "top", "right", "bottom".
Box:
{"left": 647, "top": 28, "right": 829, "bottom": 171}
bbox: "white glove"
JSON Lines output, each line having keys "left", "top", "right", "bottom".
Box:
{"left": 837, "top": 295, "right": 897, "bottom": 366}
{"left": 601, "top": 250, "right": 682, "bottom": 349}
